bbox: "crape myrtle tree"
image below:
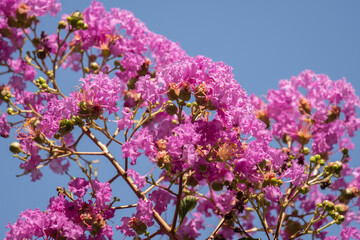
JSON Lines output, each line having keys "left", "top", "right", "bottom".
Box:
{"left": 1, "top": 1, "right": 360, "bottom": 239}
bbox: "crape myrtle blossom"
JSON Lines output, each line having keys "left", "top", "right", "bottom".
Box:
{"left": 121, "top": 55, "right": 292, "bottom": 237}
{"left": 6, "top": 178, "right": 115, "bottom": 240}
{"left": 2, "top": 0, "right": 360, "bottom": 239}
{"left": 251, "top": 70, "right": 360, "bottom": 155}
{"left": 63, "top": 1, "right": 186, "bottom": 88}
{"left": 123, "top": 55, "right": 281, "bottom": 185}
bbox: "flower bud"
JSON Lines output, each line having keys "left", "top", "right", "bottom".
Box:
{"left": 310, "top": 156, "right": 316, "bottom": 163}
{"left": 335, "top": 203, "right": 349, "bottom": 215}
{"left": 33, "top": 133, "right": 46, "bottom": 144}
{"left": 114, "top": 60, "right": 121, "bottom": 66}
{"left": 320, "top": 179, "right": 331, "bottom": 190}
{"left": 329, "top": 210, "right": 336, "bottom": 219}
{"left": 7, "top": 107, "right": 14, "bottom": 115}
{"left": 314, "top": 154, "right": 321, "bottom": 161}
{"left": 299, "top": 185, "right": 310, "bottom": 194}
{"left": 340, "top": 187, "right": 359, "bottom": 203}
{"left": 68, "top": 11, "right": 84, "bottom": 28}
{"left": 102, "top": 49, "right": 110, "bottom": 57}
{"left": 71, "top": 115, "right": 84, "bottom": 127}
{"left": 333, "top": 161, "right": 343, "bottom": 173}
{"left": 186, "top": 175, "right": 198, "bottom": 187}
{"left": 37, "top": 49, "right": 47, "bottom": 59}
{"left": 324, "top": 201, "right": 334, "bottom": 211}
{"left": 285, "top": 221, "right": 302, "bottom": 237}
{"left": 335, "top": 215, "right": 345, "bottom": 225}
{"left": 32, "top": 119, "right": 40, "bottom": 129}
{"left": 76, "top": 20, "right": 84, "bottom": 29}
{"left": 167, "top": 83, "right": 179, "bottom": 101}
{"left": 58, "top": 118, "right": 74, "bottom": 136}
{"left": 90, "top": 62, "right": 99, "bottom": 71}
{"left": 298, "top": 97, "right": 311, "bottom": 115}
{"left": 270, "top": 178, "right": 278, "bottom": 186}
{"left": 38, "top": 77, "right": 46, "bottom": 84}
{"left": 58, "top": 20, "right": 67, "bottom": 29}
{"left": 32, "top": 38, "right": 40, "bottom": 46}
{"left": 9, "top": 142, "right": 22, "bottom": 154}
{"left": 194, "top": 83, "right": 208, "bottom": 106}
{"left": 341, "top": 148, "right": 349, "bottom": 155}
{"left": 211, "top": 180, "right": 224, "bottom": 191}
{"left": 256, "top": 110, "right": 271, "bottom": 129}
{"left": 319, "top": 159, "right": 325, "bottom": 166}
{"left": 165, "top": 103, "right": 177, "bottom": 115}
{"left": 82, "top": 23, "right": 88, "bottom": 30}
{"left": 302, "top": 147, "right": 310, "bottom": 155}
{"left": 89, "top": 54, "right": 97, "bottom": 62}
{"left": 325, "top": 105, "right": 341, "bottom": 123}
{"left": 179, "top": 83, "right": 191, "bottom": 101}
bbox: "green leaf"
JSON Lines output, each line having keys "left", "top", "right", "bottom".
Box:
{"left": 178, "top": 195, "right": 198, "bottom": 227}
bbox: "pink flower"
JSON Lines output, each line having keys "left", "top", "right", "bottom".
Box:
{"left": 149, "top": 188, "right": 175, "bottom": 214}
{"left": 282, "top": 160, "right": 307, "bottom": 186}
{"left": 68, "top": 178, "right": 90, "bottom": 198}
{"left": 264, "top": 185, "right": 283, "bottom": 202}
{"left": 340, "top": 226, "right": 360, "bottom": 240}
{"left": 127, "top": 169, "right": 146, "bottom": 190}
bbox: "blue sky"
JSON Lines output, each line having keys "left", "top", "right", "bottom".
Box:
{"left": 1, "top": 1, "right": 360, "bottom": 239}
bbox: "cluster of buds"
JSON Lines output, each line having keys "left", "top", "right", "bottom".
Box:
{"left": 66, "top": 11, "right": 88, "bottom": 30}
{"left": 324, "top": 161, "right": 343, "bottom": 177}
{"left": 56, "top": 115, "right": 84, "bottom": 137}
{"left": 318, "top": 200, "right": 346, "bottom": 225}
{"left": 35, "top": 77, "right": 48, "bottom": 91}
{"left": 310, "top": 154, "right": 325, "bottom": 166}
{"left": 262, "top": 171, "right": 283, "bottom": 188}
{"left": 167, "top": 82, "right": 192, "bottom": 102}
{"left": 0, "top": 85, "right": 12, "bottom": 102}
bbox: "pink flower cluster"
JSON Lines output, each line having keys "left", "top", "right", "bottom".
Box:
{"left": 1, "top": 0, "right": 360, "bottom": 239}
{"left": 5, "top": 178, "right": 115, "bottom": 240}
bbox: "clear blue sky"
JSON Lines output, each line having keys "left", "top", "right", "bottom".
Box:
{"left": 1, "top": 1, "right": 360, "bottom": 239}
